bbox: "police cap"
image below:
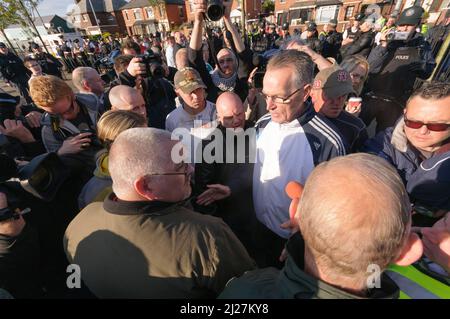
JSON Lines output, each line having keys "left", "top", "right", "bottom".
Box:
{"left": 396, "top": 6, "right": 424, "bottom": 26}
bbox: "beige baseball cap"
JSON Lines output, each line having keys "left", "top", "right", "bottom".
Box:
{"left": 312, "top": 66, "right": 355, "bottom": 99}
{"left": 174, "top": 67, "right": 207, "bottom": 94}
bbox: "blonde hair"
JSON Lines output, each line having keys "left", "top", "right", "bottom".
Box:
{"left": 97, "top": 110, "right": 147, "bottom": 150}
{"left": 339, "top": 55, "right": 370, "bottom": 95}
{"left": 29, "top": 75, "right": 73, "bottom": 109}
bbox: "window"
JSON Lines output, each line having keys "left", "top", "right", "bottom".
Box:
{"left": 82, "top": 14, "right": 88, "bottom": 22}
{"left": 146, "top": 7, "right": 154, "bottom": 18}
{"left": 178, "top": 6, "right": 184, "bottom": 17}
{"left": 279, "top": 0, "right": 286, "bottom": 4}
{"left": 73, "top": 15, "right": 81, "bottom": 23}
{"left": 159, "top": 6, "right": 163, "bottom": 17}
{"left": 345, "top": 6, "right": 354, "bottom": 20}
{"left": 134, "top": 10, "right": 142, "bottom": 20}
{"left": 125, "top": 11, "right": 129, "bottom": 20}
{"left": 315, "top": 5, "right": 340, "bottom": 24}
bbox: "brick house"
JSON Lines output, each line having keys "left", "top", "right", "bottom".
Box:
{"left": 184, "top": 0, "right": 262, "bottom": 23}
{"left": 67, "top": 0, "right": 128, "bottom": 35}
{"left": 121, "top": 0, "right": 187, "bottom": 35}
{"left": 274, "top": 0, "right": 449, "bottom": 33}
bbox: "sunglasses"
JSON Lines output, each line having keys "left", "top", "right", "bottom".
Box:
{"left": 404, "top": 115, "right": 450, "bottom": 132}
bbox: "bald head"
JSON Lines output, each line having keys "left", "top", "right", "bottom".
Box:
{"left": 72, "top": 67, "right": 104, "bottom": 97}
{"left": 297, "top": 154, "right": 412, "bottom": 288}
{"left": 216, "top": 92, "right": 245, "bottom": 129}
{"left": 175, "top": 48, "right": 188, "bottom": 69}
{"left": 109, "top": 85, "right": 147, "bottom": 119}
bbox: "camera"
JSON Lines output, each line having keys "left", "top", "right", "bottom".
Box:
{"left": 138, "top": 52, "right": 165, "bottom": 79}
{"left": 206, "top": 0, "right": 224, "bottom": 21}
{"left": 78, "top": 128, "right": 102, "bottom": 148}
{"left": 251, "top": 53, "right": 269, "bottom": 89}
{"left": 0, "top": 152, "right": 70, "bottom": 202}
{"left": 386, "top": 30, "right": 410, "bottom": 41}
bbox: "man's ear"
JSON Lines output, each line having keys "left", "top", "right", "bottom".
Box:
{"left": 394, "top": 232, "right": 423, "bottom": 266}
{"left": 303, "top": 84, "right": 312, "bottom": 102}
{"left": 82, "top": 79, "right": 90, "bottom": 91}
{"left": 134, "top": 176, "right": 156, "bottom": 200}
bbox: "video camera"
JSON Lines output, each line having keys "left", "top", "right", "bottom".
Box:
{"left": 138, "top": 51, "right": 165, "bottom": 79}
{"left": 386, "top": 30, "right": 410, "bottom": 41}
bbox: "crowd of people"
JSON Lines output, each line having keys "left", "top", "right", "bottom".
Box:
{"left": 0, "top": 0, "right": 449, "bottom": 299}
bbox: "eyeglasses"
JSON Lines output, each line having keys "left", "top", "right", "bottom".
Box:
{"left": 147, "top": 163, "right": 191, "bottom": 178}
{"left": 404, "top": 115, "right": 450, "bottom": 132}
{"left": 261, "top": 87, "right": 302, "bottom": 104}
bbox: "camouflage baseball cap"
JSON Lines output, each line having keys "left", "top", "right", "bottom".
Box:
{"left": 174, "top": 67, "right": 207, "bottom": 94}
{"left": 312, "top": 66, "right": 355, "bottom": 99}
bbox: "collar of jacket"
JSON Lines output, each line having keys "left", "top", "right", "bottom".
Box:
{"left": 276, "top": 232, "right": 400, "bottom": 299}
{"left": 103, "top": 193, "right": 180, "bottom": 216}
{"left": 297, "top": 100, "right": 316, "bottom": 125}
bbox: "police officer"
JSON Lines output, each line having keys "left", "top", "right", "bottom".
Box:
{"left": 30, "top": 43, "right": 63, "bottom": 78}
{"left": 343, "top": 13, "right": 365, "bottom": 42}
{"left": 275, "top": 22, "right": 291, "bottom": 48}
{"left": 304, "top": 22, "right": 323, "bottom": 55}
{"left": 362, "top": 6, "right": 436, "bottom": 133}
{"left": 251, "top": 22, "right": 269, "bottom": 53}
{"left": 340, "top": 18, "right": 375, "bottom": 60}
{"left": 0, "top": 43, "right": 31, "bottom": 103}
{"left": 319, "top": 18, "right": 343, "bottom": 60}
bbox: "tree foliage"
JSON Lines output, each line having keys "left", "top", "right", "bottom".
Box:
{"left": 262, "top": 0, "right": 274, "bottom": 14}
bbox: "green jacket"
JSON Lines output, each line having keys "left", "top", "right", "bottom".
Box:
{"left": 219, "top": 233, "right": 399, "bottom": 299}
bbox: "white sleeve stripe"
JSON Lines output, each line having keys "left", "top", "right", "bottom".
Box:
{"left": 309, "top": 120, "right": 342, "bottom": 156}
{"left": 311, "top": 117, "right": 346, "bottom": 155}
{"left": 420, "top": 156, "right": 450, "bottom": 171}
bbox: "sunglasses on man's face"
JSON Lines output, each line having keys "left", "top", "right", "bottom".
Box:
{"left": 404, "top": 115, "right": 450, "bottom": 132}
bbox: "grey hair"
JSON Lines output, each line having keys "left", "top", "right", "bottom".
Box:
{"left": 267, "top": 49, "right": 314, "bottom": 88}
{"left": 108, "top": 128, "right": 174, "bottom": 197}
{"left": 297, "top": 153, "right": 411, "bottom": 288}
{"left": 72, "top": 67, "right": 97, "bottom": 91}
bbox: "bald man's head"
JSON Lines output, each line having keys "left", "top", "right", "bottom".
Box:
{"left": 72, "top": 67, "right": 104, "bottom": 97}
{"left": 216, "top": 92, "right": 245, "bottom": 129}
{"left": 297, "top": 154, "right": 413, "bottom": 289}
{"left": 109, "top": 85, "right": 147, "bottom": 119}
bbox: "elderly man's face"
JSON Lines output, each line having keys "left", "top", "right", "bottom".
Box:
{"left": 263, "top": 67, "right": 310, "bottom": 124}
{"left": 217, "top": 50, "right": 236, "bottom": 76}
{"left": 149, "top": 141, "right": 194, "bottom": 202}
{"left": 404, "top": 95, "right": 450, "bottom": 153}
{"left": 87, "top": 71, "right": 105, "bottom": 97}
{"left": 311, "top": 89, "right": 347, "bottom": 119}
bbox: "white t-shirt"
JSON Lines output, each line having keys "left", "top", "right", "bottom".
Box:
{"left": 165, "top": 45, "right": 175, "bottom": 68}
{"left": 166, "top": 101, "right": 217, "bottom": 163}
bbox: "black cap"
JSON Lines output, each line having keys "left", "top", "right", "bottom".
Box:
{"left": 307, "top": 22, "right": 317, "bottom": 31}
{"left": 396, "top": 6, "right": 424, "bottom": 26}
{"left": 282, "top": 22, "right": 289, "bottom": 30}
{"left": 355, "top": 13, "right": 365, "bottom": 22}
{"left": 0, "top": 42, "right": 6, "bottom": 48}
{"left": 329, "top": 18, "right": 338, "bottom": 26}
{"left": 31, "top": 43, "right": 40, "bottom": 49}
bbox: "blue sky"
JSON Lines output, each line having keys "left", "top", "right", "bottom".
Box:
{"left": 36, "top": 0, "right": 77, "bottom": 17}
